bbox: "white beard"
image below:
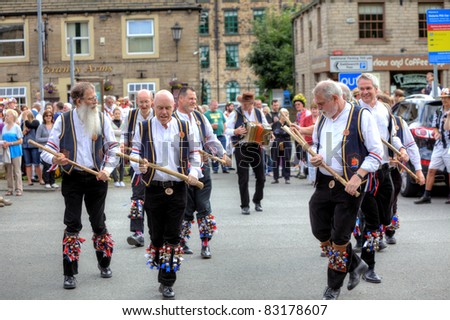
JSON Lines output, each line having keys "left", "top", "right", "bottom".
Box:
{"left": 77, "top": 104, "right": 101, "bottom": 138}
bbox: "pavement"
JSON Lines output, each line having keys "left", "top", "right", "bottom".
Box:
{"left": 0, "top": 170, "right": 449, "bottom": 301}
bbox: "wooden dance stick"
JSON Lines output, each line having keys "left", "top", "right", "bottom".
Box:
{"left": 117, "top": 152, "right": 204, "bottom": 189}
{"left": 281, "top": 126, "right": 360, "bottom": 197}
{"left": 199, "top": 149, "right": 229, "bottom": 166}
{"left": 381, "top": 139, "right": 419, "bottom": 182}
{"left": 28, "top": 139, "right": 106, "bottom": 179}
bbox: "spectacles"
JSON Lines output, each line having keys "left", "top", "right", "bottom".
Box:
{"left": 83, "top": 96, "right": 98, "bottom": 102}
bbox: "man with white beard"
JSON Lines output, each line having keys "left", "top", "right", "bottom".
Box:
{"left": 41, "top": 82, "right": 119, "bottom": 290}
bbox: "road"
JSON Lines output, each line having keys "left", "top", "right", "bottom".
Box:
{"left": 0, "top": 170, "right": 449, "bottom": 301}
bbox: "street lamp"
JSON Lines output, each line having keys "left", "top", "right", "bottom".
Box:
{"left": 171, "top": 22, "right": 183, "bottom": 62}
{"left": 246, "top": 76, "right": 251, "bottom": 91}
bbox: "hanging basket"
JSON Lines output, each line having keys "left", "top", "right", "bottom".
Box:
{"left": 104, "top": 80, "right": 113, "bottom": 92}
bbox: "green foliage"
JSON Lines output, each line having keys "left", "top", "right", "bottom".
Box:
{"left": 246, "top": 9, "right": 294, "bottom": 91}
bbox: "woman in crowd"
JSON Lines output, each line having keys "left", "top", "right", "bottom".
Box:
{"left": 21, "top": 110, "right": 44, "bottom": 186}
{"left": 302, "top": 103, "right": 320, "bottom": 184}
{"left": 270, "top": 108, "right": 292, "bottom": 184}
{"left": 35, "top": 109, "right": 58, "bottom": 189}
{"left": 2, "top": 109, "right": 23, "bottom": 196}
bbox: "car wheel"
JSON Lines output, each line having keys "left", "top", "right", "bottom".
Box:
{"left": 400, "top": 170, "right": 423, "bottom": 197}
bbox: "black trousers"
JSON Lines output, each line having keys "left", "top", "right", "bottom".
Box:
{"left": 271, "top": 140, "right": 292, "bottom": 181}
{"left": 234, "top": 144, "right": 265, "bottom": 207}
{"left": 386, "top": 168, "right": 402, "bottom": 237}
{"left": 130, "top": 167, "right": 146, "bottom": 233}
{"left": 309, "top": 172, "right": 365, "bottom": 289}
{"left": 145, "top": 182, "right": 187, "bottom": 287}
{"left": 61, "top": 170, "right": 110, "bottom": 275}
{"left": 359, "top": 165, "right": 394, "bottom": 268}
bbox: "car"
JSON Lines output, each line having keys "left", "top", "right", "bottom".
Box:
{"left": 391, "top": 94, "right": 447, "bottom": 197}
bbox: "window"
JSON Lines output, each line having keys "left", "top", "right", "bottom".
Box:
{"left": 308, "top": 20, "right": 312, "bottom": 42}
{"left": 199, "top": 10, "right": 209, "bottom": 35}
{"left": 0, "top": 86, "right": 27, "bottom": 106}
{"left": 225, "top": 44, "right": 239, "bottom": 68}
{"left": 418, "top": 3, "right": 443, "bottom": 38}
{"left": 200, "top": 80, "right": 211, "bottom": 105}
{"left": 127, "top": 20, "right": 154, "bottom": 54}
{"left": 200, "top": 46, "right": 210, "bottom": 69}
{"left": 0, "top": 23, "right": 25, "bottom": 58}
{"left": 127, "top": 82, "right": 156, "bottom": 106}
{"left": 253, "top": 9, "right": 265, "bottom": 22}
{"left": 224, "top": 10, "right": 239, "bottom": 34}
{"left": 61, "top": 17, "right": 94, "bottom": 61}
{"left": 317, "top": 7, "right": 322, "bottom": 47}
{"left": 300, "top": 17, "right": 304, "bottom": 53}
{"left": 122, "top": 15, "right": 159, "bottom": 59}
{"left": 358, "top": 4, "right": 384, "bottom": 39}
{"left": 226, "top": 81, "right": 240, "bottom": 102}
{"left": 66, "top": 22, "right": 90, "bottom": 55}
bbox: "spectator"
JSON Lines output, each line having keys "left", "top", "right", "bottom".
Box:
{"left": 2, "top": 109, "right": 23, "bottom": 196}
{"left": 21, "top": 110, "right": 44, "bottom": 186}
{"left": 35, "top": 110, "right": 58, "bottom": 189}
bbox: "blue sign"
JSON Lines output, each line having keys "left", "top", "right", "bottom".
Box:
{"left": 283, "top": 89, "right": 292, "bottom": 107}
{"left": 338, "top": 73, "right": 361, "bottom": 90}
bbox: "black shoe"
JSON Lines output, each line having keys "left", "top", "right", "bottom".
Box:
{"left": 228, "top": 167, "right": 235, "bottom": 170}
{"left": 378, "top": 239, "right": 387, "bottom": 251}
{"left": 347, "top": 260, "right": 368, "bottom": 290}
{"left": 159, "top": 284, "right": 175, "bottom": 299}
{"left": 414, "top": 195, "right": 431, "bottom": 204}
{"left": 223, "top": 170, "right": 229, "bottom": 174}
{"left": 254, "top": 203, "right": 263, "bottom": 212}
{"left": 201, "top": 245, "right": 211, "bottom": 259}
{"left": 98, "top": 265, "right": 112, "bottom": 278}
{"left": 363, "top": 269, "right": 382, "bottom": 283}
{"left": 241, "top": 206, "right": 250, "bottom": 215}
{"left": 127, "top": 233, "right": 144, "bottom": 247}
{"left": 63, "top": 275, "right": 77, "bottom": 289}
{"left": 322, "top": 286, "right": 340, "bottom": 300}
{"left": 271, "top": 180, "right": 279, "bottom": 184}
{"left": 213, "top": 171, "right": 218, "bottom": 174}
{"left": 285, "top": 180, "right": 290, "bottom": 184}
{"left": 182, "top": 244, "right": 193, "bottom": 254}
{"left": 386, "top": 235, "right": 397, "bottom": 244}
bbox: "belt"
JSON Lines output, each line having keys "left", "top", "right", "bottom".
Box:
{"left": 71, "top": 169, "right": 96, "bottom": 176}
{"left": 150, "top": 180, "right": 184, "bottom": 188}
{"left": 217, "top": 135, "right": 225, "bottom": 138}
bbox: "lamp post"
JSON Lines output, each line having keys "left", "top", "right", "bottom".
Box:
{"left": 246, "top": 76, "right": 251, "bottom": 91}
{"left": 171, "top": 22, "right": 183, "bottom": 62}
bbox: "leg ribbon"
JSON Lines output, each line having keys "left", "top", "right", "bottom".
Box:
{"left": 328, "top": 243, "right": 349, "bottom": 273}
{"left": 197, "top": 214, "right": 217, "bottom": 239}
{"left": 128, "top": 200, "right": 144, "bottom": 220}
{"left": 63, "top": 232, "right": 85, "bottom": 262}
{"left": 145, "top": 242, "right": 183, "bottom": 272}
{"left": 92, "top": 231, "right": 115, "bottom": 258}
{"left": 363, "top": 231, "right": 380, "bottom": 253}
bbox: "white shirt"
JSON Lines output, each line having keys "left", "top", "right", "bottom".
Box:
{"left": 120, "top": 108, "right": 153, "bottom": 146}
{"left": 130, "top": 117, "right": 203, "bottom": 181}
{"left": 313, "top": 103, "right": 384, "bottom": 177}
{"left": 175, "top": 110, "right": 225, "bottom": 157}
{"left": 41, "top": 109, "right": 119, "bottom": 174}
{"left": 399, "top": 118, "right": 422, "bottom": 171}
{"left": 359, "top": 100, "right": 403, "bottom": 164}
{"left": 225, "top": 107, "right": 269, "bottom": 136}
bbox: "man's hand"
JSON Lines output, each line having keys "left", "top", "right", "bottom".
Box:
{"left": 234, "top": 125, "right": 247, "bottom": 136}
{"left": 398, "top": 149, "right": 410, "bottom": 163}
{"left": 186, "top": 174, "right": 199, "bottom": 186}
{"left": 139, "top": 158, "right": 149, "bottom": 174}
{"left": 52, "top": 153, "right": 69, "bottom": 166}
{"left": 310, "top": 154, "right": 323, "bottom": 167}
{"left": 415, "top": 170, "right": 425, "bottom": 185}
{"left": 345, "top": 174, "right": 362, "bottom": 196}
{"left": 96, "top": 169, "right": 110, "bottom": 182}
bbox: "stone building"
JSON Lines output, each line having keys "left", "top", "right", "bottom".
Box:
{"left": 197, "top": 0, "right": 305, "bottom": 104}
{"left": 292, "top": 0, "right": 450, "bottom": 104}
{"left": 0, "top": 0, "right": 201, "bottom": 106}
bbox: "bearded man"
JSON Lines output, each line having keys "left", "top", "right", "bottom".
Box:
{"left": 41, "top": 82, "right": 119, "bottom": 290}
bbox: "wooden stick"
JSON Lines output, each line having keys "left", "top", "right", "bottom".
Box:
{"left": 199, "top": 149, "right": 227, "bottom": 165}
{"left": 117, "top": 152, "right": 204, "bottom": 189}
{"left": 390, "top": 158, "right": 420, "bottom": 183}
{"left": 28, "top": 139, "right": 105, "bottom": 179}
{"left": 281, "top": 126, "right": 360, "bottom": 197}
{"left": 381, "top": 138, "right": 419, "bottom": 182}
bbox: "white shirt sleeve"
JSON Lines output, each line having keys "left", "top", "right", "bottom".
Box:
{"left": 401, "top": 119, "right": 422, "bottom": 171}
{"left": 360, "top": 110, "right": 384, "bottom": 173}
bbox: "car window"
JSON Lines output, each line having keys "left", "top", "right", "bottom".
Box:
{"left": 396, "top": 101, "right": 418, "bottom": 123}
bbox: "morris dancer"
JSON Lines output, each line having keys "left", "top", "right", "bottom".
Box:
{"left": 121, "top": 89, "right": 153, "bottom": 247}
{"left": 309, "top": 80, "right": 383, "bottom": 300}
{"left": 175, "top": 87, "right": 226, "bottom": 258}
{"left": 41, "top": 82, "right": 119, "bottom": 289}
{"left": 225, "top": 92, "right": 269, "bottom": 215}
{"left": 130, "top": 90, "right": 202, "bottom": 299}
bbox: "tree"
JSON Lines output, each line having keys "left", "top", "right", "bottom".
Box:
{"left": 246, "top": 9, "right": 294, "bottom": 91}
